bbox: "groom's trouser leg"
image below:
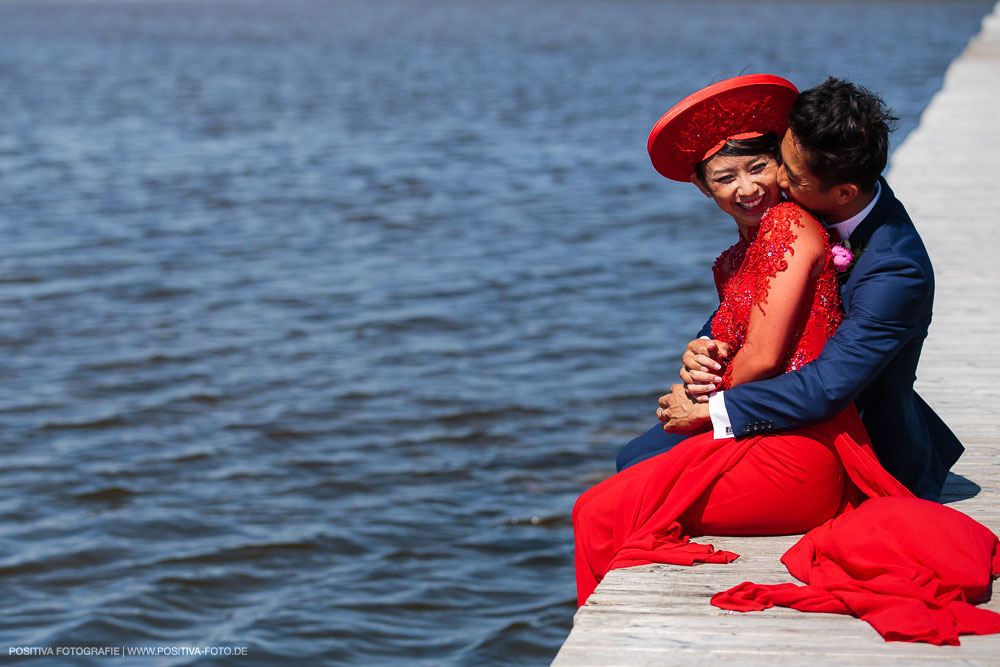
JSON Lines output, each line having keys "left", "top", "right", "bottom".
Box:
{"left": 615, "top": 423, "right": 689, "bottom": 472}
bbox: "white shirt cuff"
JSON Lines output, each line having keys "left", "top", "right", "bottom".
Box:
{"left": 708, "top": 391, "right": 733, "bottom": 439}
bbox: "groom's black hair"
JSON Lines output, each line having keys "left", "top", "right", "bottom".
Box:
{"left": 787, "top": 77, "right": 898, "bottom": 193}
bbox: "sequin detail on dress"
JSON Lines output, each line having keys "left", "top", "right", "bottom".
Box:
{"left": 712, "top": 237, "right": 750, "bottom": 302}
{"left": 711, "top": 203, "right": 842, "bottom": 390}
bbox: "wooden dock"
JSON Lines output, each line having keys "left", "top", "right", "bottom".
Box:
{"left": 552, "top": 3, "right": 1000, "bottom": 665}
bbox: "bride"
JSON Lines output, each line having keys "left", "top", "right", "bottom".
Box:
{"left": 573, "top": 75, "right": 913, "bottom": 606}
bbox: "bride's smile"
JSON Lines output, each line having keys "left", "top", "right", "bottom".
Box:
{"left": 738, "top": 193, "right": 764, "bottom": 208}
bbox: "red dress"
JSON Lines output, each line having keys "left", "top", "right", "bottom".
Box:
{"left": 573, "top": 203, "right": 914, "bottom": 606}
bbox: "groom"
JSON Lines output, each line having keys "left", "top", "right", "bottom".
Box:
{"left": 619, "top": 77, "right": 963, "bottom": 500}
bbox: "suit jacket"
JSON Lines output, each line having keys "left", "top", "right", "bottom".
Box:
{"left": 707, "top": 178, "right": 963, "bottom": 499}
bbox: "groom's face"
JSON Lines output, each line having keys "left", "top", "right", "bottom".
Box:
{"left": 777, "top": 130, "right": 839, "bottom": 216}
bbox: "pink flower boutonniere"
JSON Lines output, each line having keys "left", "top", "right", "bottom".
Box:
{"left": 830, "top": 238, "right": 864, "bottom": 284}
{"left": 831, "top": 243, "right": 854, "bottom": 272}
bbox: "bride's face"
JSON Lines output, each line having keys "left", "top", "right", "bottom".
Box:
{"left": 696, "top": 153, "right": 781, "bottom": 234}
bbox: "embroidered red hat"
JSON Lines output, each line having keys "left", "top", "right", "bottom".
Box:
{"left": 647, "top": 74, "right": 799, "bottom": 181}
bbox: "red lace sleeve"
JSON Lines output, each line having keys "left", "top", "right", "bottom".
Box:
{"left": 749, "top": 205, "right": 801, "bottom": 314}
{"left": 718, "top": 203, "right": 829, "bottom": 389}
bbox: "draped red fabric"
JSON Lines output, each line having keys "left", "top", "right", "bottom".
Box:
{"left": 711, "top": 497, "right": 1000, "bottom": 645}
{"left": 572, "top": 406, "right": 911, "bottom": 605}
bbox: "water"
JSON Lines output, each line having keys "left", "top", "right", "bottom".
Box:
{"left": 0, "top": 0, "right": 993, "bottom": 664}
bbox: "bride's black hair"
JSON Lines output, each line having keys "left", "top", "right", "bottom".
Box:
{"left": 693, "top": 131, "right": 781, "bottom": 183}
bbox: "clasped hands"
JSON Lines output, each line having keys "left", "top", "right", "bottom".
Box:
{"left": 656, "top": 339, "right": 731, "bottom": 433}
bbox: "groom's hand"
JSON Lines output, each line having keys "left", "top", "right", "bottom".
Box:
{"left": 680, "top": 339, "right": 731, "bottom": 402}
{"left": 657, "top": 384, "right": 711, "bottom": 433}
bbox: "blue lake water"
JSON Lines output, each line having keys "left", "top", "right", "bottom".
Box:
{"left": 0, "top": 0, "right": 994, "bottom": 664}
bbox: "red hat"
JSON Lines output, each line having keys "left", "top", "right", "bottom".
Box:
{"left": 647, "top": 74, "right": 799, "bottom": 181}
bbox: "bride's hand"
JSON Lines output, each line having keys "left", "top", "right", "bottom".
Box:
{"left": 680, "top": 339, "right": 731, "bottom": 401}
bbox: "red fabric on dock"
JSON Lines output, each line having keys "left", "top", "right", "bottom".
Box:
{"left": 711, "top": 496, "right": 1000, "bottom": 645}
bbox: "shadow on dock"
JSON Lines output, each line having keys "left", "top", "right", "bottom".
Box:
{"left": 939, "top": 471, "right": 981, "bottom": 503}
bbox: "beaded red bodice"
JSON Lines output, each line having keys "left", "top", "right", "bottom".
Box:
{"left": 711, "top": 202, "right": 842, "bottom": 390}
{"left": 712, "top": 236, "right": 750, "bottom": 301}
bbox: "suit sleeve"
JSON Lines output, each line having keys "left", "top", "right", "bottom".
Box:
{"left": 697, "top": 310, "right": 716, "bottom": 339}
{"left": 722, "top": 250, "right": 931, "bottom": 436}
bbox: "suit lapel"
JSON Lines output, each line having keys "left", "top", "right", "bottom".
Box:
{"left": 839, "top": 177, "right": 893, "bottom": 308}
{"left": 847, "top": 177, "right": 892, "bottom": 249}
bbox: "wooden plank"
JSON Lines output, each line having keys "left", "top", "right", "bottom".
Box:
{"left": 553, "top": 3, "right": 1000, "bottom": 664}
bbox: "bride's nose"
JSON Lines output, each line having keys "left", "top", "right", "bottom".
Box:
{"left": 736, "top": 175, "right": 759, "bottom": 197}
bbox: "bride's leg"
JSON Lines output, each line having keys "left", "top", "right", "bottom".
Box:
{"left": 680, "top": 433, "right": 849, "bottom": 536}
{"left": 573, "top": 464, "right": 637, "bottom": 605}
{"left": 573, "top": 454, "right": 672, "bottom": 605}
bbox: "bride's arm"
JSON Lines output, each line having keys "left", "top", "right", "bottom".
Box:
{"left": 725, "top": 210, "right": 827, "bottom": 388}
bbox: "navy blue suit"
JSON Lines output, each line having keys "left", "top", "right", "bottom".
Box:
{"left": 617, "top": 179, "right": 963, "bottom": 500}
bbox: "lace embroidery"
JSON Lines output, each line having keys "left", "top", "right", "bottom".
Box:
{"left": 712, "top": 237, "right": 750, "bottom": 301}
{"left": 711, "top": 203, "right": 843, "bottom": 390}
